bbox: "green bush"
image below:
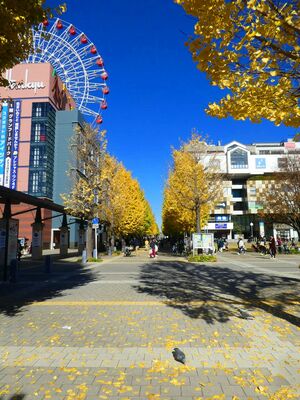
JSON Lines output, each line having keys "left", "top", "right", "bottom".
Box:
{"left": 289, "top": 248, "right": 300, "bottom": 255}
{"left": 187, "top": 254, "right": 217, "bottom": 263}
{"left": 87, "top": 257, "right": 103, "bottom": 263}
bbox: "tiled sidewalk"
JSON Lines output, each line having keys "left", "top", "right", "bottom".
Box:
{"left": 0, "top": 254, "right": 299, "bottom": 399}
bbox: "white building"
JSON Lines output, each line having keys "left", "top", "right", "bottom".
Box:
{"left": 200, "top": 138, "right": 300, "bottom": 240}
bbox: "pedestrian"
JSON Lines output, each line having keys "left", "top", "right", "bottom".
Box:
{"left": 269, "top": 236, "right": 277, "bottom": 259}
{"left": 259, "top": 237, "right": 267, "bottom": 255}
{"left": 217, "top": 238, "right": 224, "bottom": 252}
{"left": 134, "top": 237, "right": 139, "bottom": 255}
{"left": 149, "top": 239, "right": 156, "bottom": 258}
{"left": 283, "top": 238, "right": 289, "bottom": 254}
{"left": 237, "top": 237, "right": 245, "bottom": 255}
{"left": 276, "top": 236, "right": 282, "bottom": 254}
{"left": 223, "top": 238, "right": 228, "bottom": 251}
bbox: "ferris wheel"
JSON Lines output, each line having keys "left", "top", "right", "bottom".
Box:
{"left": 24, "top": 18, "right": 109, "bottom": 124}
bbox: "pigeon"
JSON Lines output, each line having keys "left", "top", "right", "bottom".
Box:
{"left": 239, "top": 309, "right": 253, "bottom": 320}
{"left": 172, "top": 348, "right": 186, "bottom": 364}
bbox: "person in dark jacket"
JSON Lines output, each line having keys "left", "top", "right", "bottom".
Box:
{"left": 269, "top": 236, "right": 277, "bottom": 259}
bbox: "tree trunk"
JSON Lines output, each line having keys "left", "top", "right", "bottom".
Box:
{"left": 86, "top": 222, "right": 93, "bottom": 258}
{"left": 196, "top": 204, "right": 201, "bottom": 233}
{"left": 111, "top": 233, "right": 115, "bottom": 253}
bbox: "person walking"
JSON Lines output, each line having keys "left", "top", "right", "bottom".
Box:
{"left": 277, "top": 236, "right": 282, "bottom": 254}
{"left": 269, "top": 236, "right": 277, "bottom": 259}
{"left": 149, "top": 239, "right": 156, "bottom": 258}
{"left": 237, "top": 237, "right": 245, "bottom": 255}
{"left": 217, "top": 238, "right": 224, "bottom": 252}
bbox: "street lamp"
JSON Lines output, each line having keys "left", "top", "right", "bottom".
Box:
{"left": 250, "top": 222, "right": 254, "bottom": 239}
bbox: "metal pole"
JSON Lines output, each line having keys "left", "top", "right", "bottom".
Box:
{"left": 3, "top": 201, "right": 11, "bottom": 282}
{"left": 94, "top": 227, "right": 98, "bottom": 259}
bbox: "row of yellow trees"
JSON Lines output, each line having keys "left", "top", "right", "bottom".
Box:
{"left": 62, "top": 124, "right": 158, "bottom": 255}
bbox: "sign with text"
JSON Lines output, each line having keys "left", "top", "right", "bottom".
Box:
{"left": 215, "top": 223, "right": 227, "bottom": 229}
{"left": 192, "top": 233, "right": 214, "bottom": 250}
{"left": 3, "top": 102, "right": 14, "bottom": 187}
{"left": 0, "top": 102, "right": 8, "bottom": 185}
{"left": 10, "top": 100, "right": 21, "bottom": 189}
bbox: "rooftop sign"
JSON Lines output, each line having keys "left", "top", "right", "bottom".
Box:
{"left": 6, "top": 68, "right": 46, "bottom": 93}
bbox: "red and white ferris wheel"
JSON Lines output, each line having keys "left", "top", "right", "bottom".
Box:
{"left": 25, "top": 18, "right": 109, "bottom": 124}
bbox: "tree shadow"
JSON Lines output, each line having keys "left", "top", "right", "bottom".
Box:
{"left": 133, "top": 261, "right": 300, "bottom": 326}
{"left": 0, "top": 395, "right": 26, "bottom": 400}
{"left": 0, "top": 258, "right": 98, "bottom": 317}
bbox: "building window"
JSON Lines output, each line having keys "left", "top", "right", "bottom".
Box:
{"left": 33, "top": 147, "right": 40, "bottom": 167}
{"left": 32, "top": 103, "right": 49, "bottom": 118}
{"left": 232, "top": 188, "right": 244, "bottom": 198}
{"left": 230, "top": 148, "right": 248, "bottom": 169}
{"left": 34, "top": 123, "right": 41, "bottom": 142}
{"left": 233, "top": 202, "right": 246, "bottom": 211}
{"left": 34, "top": 105, "right": 42, "bottom": 117}
{"left": 256, "top": 158, "right": 266, "bottom": 169}
{"left": 32, "top": 172, "right": 39, "bottom": 193}
{"left": 278, "top": 158, "right": 287, "bottom": 169}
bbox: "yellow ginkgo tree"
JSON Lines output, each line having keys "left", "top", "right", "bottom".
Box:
{"left": 176, "top": 0, "right": 300, "bottom": 127}
{"left": 62, "top": 123, "right": 107, "bottom": 257}
{"left": 163, "top": 134, "right": 224, "bottom": 235}
{"left": 100, "top": 153, "right": 158, "bottom": 245}
{"left": 0, "top": 1, "right": 66, "bottom": 86}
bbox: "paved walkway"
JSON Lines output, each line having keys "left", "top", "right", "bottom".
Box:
{"left": 0, "top": 250, "right": 299, "bottom": 399}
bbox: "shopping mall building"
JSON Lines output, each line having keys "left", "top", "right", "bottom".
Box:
{"left": 0, "top": 62, "right": 84, "bottom": 248}
{"left": 201, "top": 140, "right": 300, "bottom": 240}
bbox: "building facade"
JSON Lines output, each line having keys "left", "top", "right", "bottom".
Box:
{"left": 202, "top": 139, "right": 300, "bottom": 240}
{"left": 0, "top": 63, "right": 82, "bottom": 247}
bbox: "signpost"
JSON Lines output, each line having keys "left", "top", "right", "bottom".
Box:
{"left": 92, "top": 217, "right": 99, "bottom": 259}
{"left": 192, "top": 233, "right": 214, "bottom": 255}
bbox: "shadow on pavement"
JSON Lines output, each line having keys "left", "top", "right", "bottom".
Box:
{"left": 0, "top": 395, "right": 26, "bottom": 400}
{"left": 0, "top": 259, "right": 97, "bottom": 317}
{"left": 133, "top": 261, "right": 300, "bottom": 326}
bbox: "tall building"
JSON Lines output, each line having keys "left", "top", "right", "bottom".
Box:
{"left": 0, "top": 63, "right": 82, "bottom": 247}
{"left": 200, "top": 139, "right": 300, "bottom": 240}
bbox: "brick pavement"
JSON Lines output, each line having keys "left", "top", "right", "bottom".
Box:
{"left": 0, "top": 251, "right": 299, "bottom": 399}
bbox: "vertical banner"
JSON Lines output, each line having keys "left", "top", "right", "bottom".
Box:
{"left": 0, "top": 102, "right": 8, "bottom": 185}
{"left": 10, "top": 100, "right": 21, "bottom": 190}
{"left": 4, "top": 102, "right": 14, "bottom": 187}
{"left": 259, "top": 221, "right": 265, "bottom": 238}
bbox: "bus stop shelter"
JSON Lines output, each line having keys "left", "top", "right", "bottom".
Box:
{"left": 0, "top": 186, "right": 68, "bottom": 281}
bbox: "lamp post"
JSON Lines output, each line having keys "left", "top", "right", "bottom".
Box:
{"left": 250, "top": 222, "right": 254, "bottom": 240}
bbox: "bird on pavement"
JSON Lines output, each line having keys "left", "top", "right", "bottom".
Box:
{"left": 172, "top": 348, "right": 186, "bottom": 364}
{"left": 239, "top": 309, "right": 253, "bottom": 320}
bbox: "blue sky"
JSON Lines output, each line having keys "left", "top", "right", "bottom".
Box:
{"left": 48, "top": 0, "right": 297, "bottom": 228}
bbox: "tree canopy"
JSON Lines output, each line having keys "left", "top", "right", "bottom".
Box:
{"left": 100, "top": 154, "right": 159, "bottom": 238}
{"left": 62, "top": 123, "right": 107, "bottom": 220}
{"left": 162, "top": 134, "right": 223, "bottom": 235}
{"left": 0, "top": 0, "right": 65, "bottom": 86}
{"left": 176, "top": 0, "right": 300, "bottom": 127}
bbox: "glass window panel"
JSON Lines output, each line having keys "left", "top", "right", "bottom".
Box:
{"left": 230, "top": 149, "right": 248, "bottom": 169}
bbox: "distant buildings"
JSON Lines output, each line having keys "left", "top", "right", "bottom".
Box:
{"left": 0, "top": 63, "right": 83, "bottom": 248}
{"left": 200, "top": 140, "right": 300, "bottom": 240}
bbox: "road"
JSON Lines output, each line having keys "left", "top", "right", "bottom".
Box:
{"left": 0, "top": 250, "right": 299, "bottom": 399}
